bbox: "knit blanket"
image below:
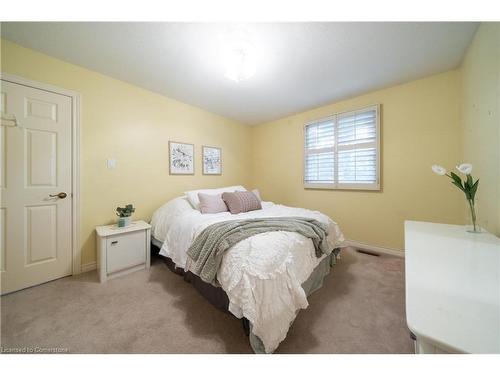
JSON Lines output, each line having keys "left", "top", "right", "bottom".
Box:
{"left": 186, "top": 217, "right": 331, "bottom": 284}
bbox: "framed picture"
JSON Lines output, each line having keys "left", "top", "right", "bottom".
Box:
{"left": 202, "top": 146, "right": 222, "bottom": 175}
{"left": 169, "top": 141, "right": 194, "bottom": 175}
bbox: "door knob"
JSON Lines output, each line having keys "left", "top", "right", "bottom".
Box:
{"left": 49, "top": 192, "right": 68, "bottom": 199}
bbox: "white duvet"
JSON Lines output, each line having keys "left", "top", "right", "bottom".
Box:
{"left": 151, "top": 197, "right": 345, "bottom": 353}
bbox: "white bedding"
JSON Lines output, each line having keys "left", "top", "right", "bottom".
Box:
{"left": 151, "top": 196, "right": 345, "bottom": 353}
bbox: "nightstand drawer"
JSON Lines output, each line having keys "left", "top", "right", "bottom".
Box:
{"left": 106, "top": 231, "right": 146, "bottom": 274}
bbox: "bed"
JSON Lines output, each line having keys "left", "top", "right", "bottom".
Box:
{"left": 150, "top": 190, "right": 345, "bottom": 353}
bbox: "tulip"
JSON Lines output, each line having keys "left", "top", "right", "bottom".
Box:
{"left": 456, "top": 163, "right": 473, "bottom": 175}
{"left": 431, "top": 165, "right": 447, "bottom": 176}
{"left": 432, "top": 162, "right": 480, "bottom": 232}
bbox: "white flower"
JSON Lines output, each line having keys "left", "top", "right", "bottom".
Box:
{"left": 431, "top": 165, "right": 447, "bottom": 175}
{"left": 456, "top": 163, "right": 473, "bottom": 175}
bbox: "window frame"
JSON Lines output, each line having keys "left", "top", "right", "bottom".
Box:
{"left": 303, "top": 104, "right": 381, "bottom": 191}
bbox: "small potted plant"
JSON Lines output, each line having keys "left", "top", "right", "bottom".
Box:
{"left": 116, "top": 204, "right": 135, "bottom": 228}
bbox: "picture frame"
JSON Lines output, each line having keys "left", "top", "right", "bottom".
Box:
{"left": 202, "top": 146, "right": 222, "bottom": 175}
{"left": 169, "top": 141, "right": 195, "bottom": 175}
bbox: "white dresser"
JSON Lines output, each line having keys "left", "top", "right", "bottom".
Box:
{"left": 405, "top": 221, "right": 500, "bottom": 353}
{"left": 96, "top": 220, "right": 151, "bottom": 283}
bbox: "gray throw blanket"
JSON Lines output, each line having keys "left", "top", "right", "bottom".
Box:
{"left": 187, "top": 217, "right": 330, "bottom": 284}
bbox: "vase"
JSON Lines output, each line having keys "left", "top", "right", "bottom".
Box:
{"left": 117, "top": 216, "right": 132, "bottom": 228}
{"left": 466, "top": 199, "right": 481, "bottom": 233}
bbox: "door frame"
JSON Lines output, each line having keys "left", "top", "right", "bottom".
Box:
{"left": 1, "top": 72, "right": 82, "bottom": 275}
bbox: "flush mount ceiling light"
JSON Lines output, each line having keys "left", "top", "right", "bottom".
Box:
{"left": 220, "top": 29, "right": 257, "bottom": 83}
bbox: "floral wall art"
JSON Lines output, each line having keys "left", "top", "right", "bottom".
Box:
{"left": 169, "top": 141, "right": 194, "bottom": 175}
{"left": 202, "top": 146, "right": 222, "bottom": 175}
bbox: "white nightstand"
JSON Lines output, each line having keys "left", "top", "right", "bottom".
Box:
{"left": 96, "top": 220, "right": 151, "bottom": 283}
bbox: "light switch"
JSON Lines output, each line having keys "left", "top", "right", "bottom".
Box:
{"left": 106, "top": 159, "right": 116, "bottom": 169}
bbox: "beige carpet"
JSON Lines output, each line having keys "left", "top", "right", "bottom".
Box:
{"left": 0, "top": 248, "right": 413, "bottom": 354}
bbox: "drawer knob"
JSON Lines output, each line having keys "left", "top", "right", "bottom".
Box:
{"left": 111, "top": 240, "right": 118, "bottom": 245}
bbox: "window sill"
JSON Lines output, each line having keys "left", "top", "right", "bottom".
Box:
{"left": 304, "top": 183, "right": 381, "bottom": 191}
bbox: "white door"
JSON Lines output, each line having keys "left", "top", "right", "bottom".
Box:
{"left": 1, "top": 79, "right": 73, "bottom": 295}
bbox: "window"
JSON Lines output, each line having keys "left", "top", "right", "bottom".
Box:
{"left": 304, "top": 105, "right": 380, "bottom": 190}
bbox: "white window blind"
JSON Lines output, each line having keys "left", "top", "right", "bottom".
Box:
{"left": 304, "top": 105, "right": 380, "bottom": 190}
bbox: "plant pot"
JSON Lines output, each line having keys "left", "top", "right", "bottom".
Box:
{"left": 117, "top": 216, "right": 132, "bottom": 228}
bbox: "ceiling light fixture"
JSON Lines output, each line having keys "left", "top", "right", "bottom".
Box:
{"left": 220, "top": 29, "right": 257, "bottom": 83}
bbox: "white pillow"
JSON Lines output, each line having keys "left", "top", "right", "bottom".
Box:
{"left": 252, "top": 189, "right": 262, "bottom": 201}
{"left": 185, "top": 185, "right": 246, "bottom": 210}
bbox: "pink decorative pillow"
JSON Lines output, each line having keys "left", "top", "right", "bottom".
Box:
{"left": 222, "top": 191, "right": 262, "bottom": 214}
{"left": 198, "top": 193, "right": 229, "bottom": 214}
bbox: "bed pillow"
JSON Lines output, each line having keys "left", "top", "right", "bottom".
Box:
{"left": 222, "top": 191, "right": 262, "bottom": 214}
{"left": 185, "top": 185, "right": 246, "bottom": 210}
{"left": 198, "top": 193, "right": 228, "bottom": 214}
{"left": 252, "top": 189, "right": 262, "bottom": 201}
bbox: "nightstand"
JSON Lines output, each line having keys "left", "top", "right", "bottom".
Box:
{"left": 96, "top": 220, "right": 151, "bottom": 283}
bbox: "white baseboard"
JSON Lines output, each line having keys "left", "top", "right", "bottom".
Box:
{"left": 81, "top": 261, "right": 97, "bottom": 273}
{"left": 343, "top": 239, "right": 405, "bottom": 258}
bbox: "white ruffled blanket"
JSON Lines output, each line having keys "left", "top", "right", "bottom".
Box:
{"left": 151, "top": 197, "right": 345, "bottom": 353}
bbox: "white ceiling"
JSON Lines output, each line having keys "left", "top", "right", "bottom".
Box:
{"left": 1, "top": 22, "right": 478, "bottom": 125}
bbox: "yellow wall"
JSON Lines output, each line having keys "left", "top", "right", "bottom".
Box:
{"left": 1, "top": 39, "right": 252, "bottom": 265}
{"left": 3, "top": 28, "right": 497, "bottom": 262}
{"left": 461, "top": 23, "right": 500, "bottom": 236}
{"left": 251, "top": 71, "right": 464, "bottom": 251}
